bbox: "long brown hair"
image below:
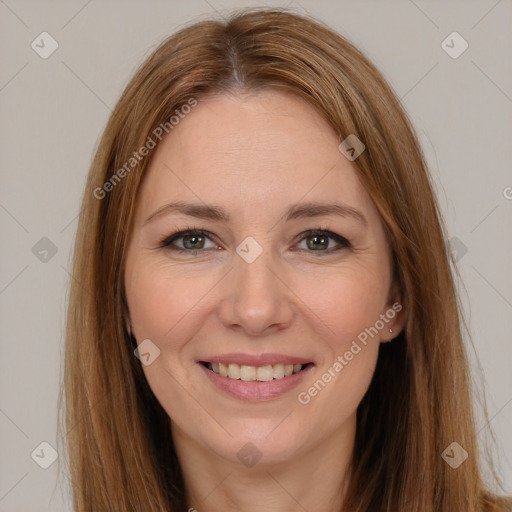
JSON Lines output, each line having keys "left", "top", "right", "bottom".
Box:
{"left": 59, "top": 7, "right": 511, "bottom": 511}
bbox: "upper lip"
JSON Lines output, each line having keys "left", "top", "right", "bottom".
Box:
{"left": 198, "top": 353, "right": 313, "bottom": 366}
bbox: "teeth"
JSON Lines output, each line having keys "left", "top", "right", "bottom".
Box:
{"left": 228, "top": 363, "right": 241, "bottom": 379}
{"left": 273, "top": 364, "right": 284, "bottom": 379}
{"left": 207, "top": 362, "right": 306, "bottom": 381}
{"left": 219, "top": 362, "right": 228, "bottom": 377}
{"left": 257, "top": 365, "right": 274, "bottom": 381}
{"left": 240, "top": 366, "right": 256, "bottom": 381}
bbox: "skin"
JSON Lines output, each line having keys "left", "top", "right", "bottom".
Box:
{"left": 124, "top": 89, "right": 406, "bottom": 512}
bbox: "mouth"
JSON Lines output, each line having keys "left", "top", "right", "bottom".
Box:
{"left": 200, "top": 361, "right": 313, "bottom": 382}
{"left": 197, "top": 356, "right": 315, "bottom": 402}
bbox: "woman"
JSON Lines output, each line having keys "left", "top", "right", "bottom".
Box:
{"left": 60, "top": 7, "right": 511, "bottom": 511}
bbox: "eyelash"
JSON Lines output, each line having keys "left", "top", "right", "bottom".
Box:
{"left": 158, "top": 226, "right": 351, "bottom": 255}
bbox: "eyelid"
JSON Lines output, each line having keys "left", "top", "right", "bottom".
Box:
{"left": 159, "top": 228, "right": 219, "bottom": 250}
{"left": 158, "top": 227, "right": 351, "bottom": 253}
{"left": 294, "top": 229, "right": 351, "bottom": 251}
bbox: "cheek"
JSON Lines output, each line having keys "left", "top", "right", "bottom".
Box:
{"left": 292, "top": 267, "right": 386, "bottom": 410}
{"left": 125, "top": 256, "right": 209, "bottom": 343}
{"left": 299, "top": 265, "right": 389, "bottom": 346}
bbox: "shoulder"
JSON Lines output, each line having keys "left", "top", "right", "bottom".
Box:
{"left": 483, "top": 495, "right": 512, "bottom": 512}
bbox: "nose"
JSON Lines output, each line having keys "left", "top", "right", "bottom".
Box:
{"left": 217, "top": 246, "right": 294, "bottom": 337}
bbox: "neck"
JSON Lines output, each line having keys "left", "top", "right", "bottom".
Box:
{"left": 172, "top": 417, "right": 355, "bottom": 512}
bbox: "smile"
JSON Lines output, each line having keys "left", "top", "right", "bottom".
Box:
{"left": 198, "top": 358, "right": 315, "bottom": 402}
{"left": 202, "top": 362, "right": 308, "bottom": 381}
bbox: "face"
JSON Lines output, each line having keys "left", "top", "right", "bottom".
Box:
{"left": 124, "top": 89, "right": 404, "bottom": 468}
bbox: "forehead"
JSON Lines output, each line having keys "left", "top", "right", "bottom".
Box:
{"left": 135, "top": 90, "right": 376, "bottom": 223}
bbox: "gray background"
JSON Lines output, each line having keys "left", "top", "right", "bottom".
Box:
{"left": 0, "top": 0, "right": 511, "bottom": 510}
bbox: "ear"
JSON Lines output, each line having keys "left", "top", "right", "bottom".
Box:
{"left": 124, "top": 315, "right": 133, "bottom": 337}
{"left": 381, "top": 283, "right": 407, "bottom": 343}
{"left": 122, "top": 298, "right": 133, "bottom": 336}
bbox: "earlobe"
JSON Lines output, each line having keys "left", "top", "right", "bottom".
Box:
{"left": 125, "top": 316, "right": 133, "bottom": 338}
{"left": 381, "top": 295, "right": 407, "bottom": 342}
{"left": 125, "top": 319, "right": 138, "bottom": 349}
{"left": 380, "top": 328, "right": 395, "bottom": 343}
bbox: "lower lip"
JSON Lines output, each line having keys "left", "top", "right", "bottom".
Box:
{"left": 197, "top": 363, "right": 314, "bottom": 402}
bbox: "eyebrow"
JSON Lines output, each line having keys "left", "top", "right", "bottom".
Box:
{"left": 144, "top": 200, "right": 368, "bottom": 227}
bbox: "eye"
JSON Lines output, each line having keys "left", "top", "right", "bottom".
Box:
{"left": 159, "top": 229, "right": 219, "bottom": 253}
{"left": 295, "top": 229, "right": 351, "bottom": 253}
{"left": 158, "top": 228, "right": 351, "bottom": 255}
